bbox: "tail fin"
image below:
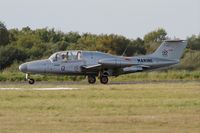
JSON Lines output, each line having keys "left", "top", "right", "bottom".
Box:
{"left": 151, "top": 40, "right": 187, "bottom": 60}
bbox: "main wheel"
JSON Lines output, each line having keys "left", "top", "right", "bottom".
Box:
{"left": 28, "top": 78, "right": 35, "bottom": 84}
{"left": 88, "top": 75, "right": 96, "bottom": 84}
{"left": 100, "top": 76, "right": 109, "bottom": 84}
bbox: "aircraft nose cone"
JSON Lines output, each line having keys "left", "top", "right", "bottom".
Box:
{"left": 19, "top": 63, "right": 28, "bottom": 73}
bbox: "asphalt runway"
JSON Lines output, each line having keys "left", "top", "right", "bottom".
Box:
{"left": 0, "top": 87, "right": 79, "bottom": 90}
{"left": 0, "top": 80, "right": 198, "bottom": 87}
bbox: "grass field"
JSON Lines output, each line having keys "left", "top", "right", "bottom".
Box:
{"left": 0, "top": 82, "right": 200, "bottom": 133}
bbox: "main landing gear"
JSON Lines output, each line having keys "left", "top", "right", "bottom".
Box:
{"left": 100, "top": 76, "right": 109, "bottom": 84}
{"left": 87, "top": 75, "right": 109, "bottom": 84}
{"left": 88, "top": 75, "right": 96, "bottom": 84}
{"left": 25, "top": 74, "right": 35, "bottom": 84}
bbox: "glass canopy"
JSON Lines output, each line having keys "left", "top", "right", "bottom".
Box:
{"left": 49, "top": 51, "right": 82, "bottom": 62}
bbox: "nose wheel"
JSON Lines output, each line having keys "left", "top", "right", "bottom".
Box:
{"left": 25, "top": 74, "right": 35, "bottom": 84}
{"left": 88, "top": 75, "right": 96, "bottom": 84}
{"left": 28, "top": 78, "right": 35, "bottom": 84}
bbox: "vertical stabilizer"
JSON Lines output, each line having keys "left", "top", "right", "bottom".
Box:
{"left": 151, "top": 40, "right": 187, "bottom": 60}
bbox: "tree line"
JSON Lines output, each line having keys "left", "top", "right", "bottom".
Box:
{"left": 0, "top": 21, "right": 200, "bottom": 70}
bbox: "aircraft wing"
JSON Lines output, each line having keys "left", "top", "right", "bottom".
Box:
{"left": 81, "top": 64, "right": 102, "bottom": 71}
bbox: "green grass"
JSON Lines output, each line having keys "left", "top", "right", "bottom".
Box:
{"left": 0, "top": 82, "right": 200, "bottom": 133}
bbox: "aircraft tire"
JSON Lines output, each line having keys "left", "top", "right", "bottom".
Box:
{"left": 100, "top": 76, "right": 108, "bottom": 84}
{"left": 28, "top": 79, "right": 35, "bottom": 84}
{"left": 88, "top": 76, "right": 96, "bottom": 84}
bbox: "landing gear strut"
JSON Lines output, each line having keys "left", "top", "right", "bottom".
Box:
{"left": 26, "top": 74, "right": 35, "bottom": 84}
{"left": 88, "top": 75, "right": 96, "bottom": 84}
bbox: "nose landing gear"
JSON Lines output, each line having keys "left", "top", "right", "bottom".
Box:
{"left": 25, "top": 74, "right": 35, "bottom": 84}
{"left": 28, "top": 78, "right": 35, "bottom": 84}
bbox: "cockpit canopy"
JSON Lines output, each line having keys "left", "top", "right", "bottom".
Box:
{"left": 49, "top": 51, "right": 82, "bottom": 62}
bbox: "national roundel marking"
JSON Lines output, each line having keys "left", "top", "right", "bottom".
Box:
{"left": 162, "top": 49, "right": 168, "bottom": 56}
{"left": 61, "top": 66, "right": 65, "bottom": 72}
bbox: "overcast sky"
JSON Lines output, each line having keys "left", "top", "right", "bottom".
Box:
{"left": 0, "top": 0, "right": 199, "bottom": 39}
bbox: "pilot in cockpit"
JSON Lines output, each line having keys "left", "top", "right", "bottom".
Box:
{"left": 61, "top": 53, "right": 67, "bottom": 61}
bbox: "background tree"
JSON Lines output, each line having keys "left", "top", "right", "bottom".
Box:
{"left": 188, "top": 35, "right": 200, "bottom": 50}
{"left": 0, "top": 45, "right": 26, "bottom": 69}
{"left": 64, "top": 32, "right": 81, "bottom": 43}
{"left": 144, "top": 28, "right": 167, "bottom": 53}
{"left": 0, "top": 21, "right": 9, "bottom": 46}
{"left": 126, "top": 38, "right": 146, "bottom": 56}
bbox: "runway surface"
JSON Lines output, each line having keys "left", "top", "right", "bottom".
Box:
{"left": 0, "top": 87, "right": 79, "bottom": 90}
{"left": 0, "top": 80, "right": 198, "bottom": 90}
{"left": 0, "top": 80, "right": 196, "bottom": 86}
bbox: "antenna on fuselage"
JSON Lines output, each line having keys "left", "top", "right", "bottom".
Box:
{"left": 121, "top": 47, "right": 128, "bottom": 57}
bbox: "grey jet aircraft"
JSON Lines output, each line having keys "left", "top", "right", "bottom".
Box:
{"left": 19, "top": 40, "right": 187, "bottom": 84}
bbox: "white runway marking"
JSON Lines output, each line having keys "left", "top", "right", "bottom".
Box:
{"left": 0, "top": 88, "right": 21, "bottom": 90}
{"left": 0, "top": 88, "right": 79, "bottom": 90}
{"left": 33, "top": 88, "right": 79, "bottom": 90}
